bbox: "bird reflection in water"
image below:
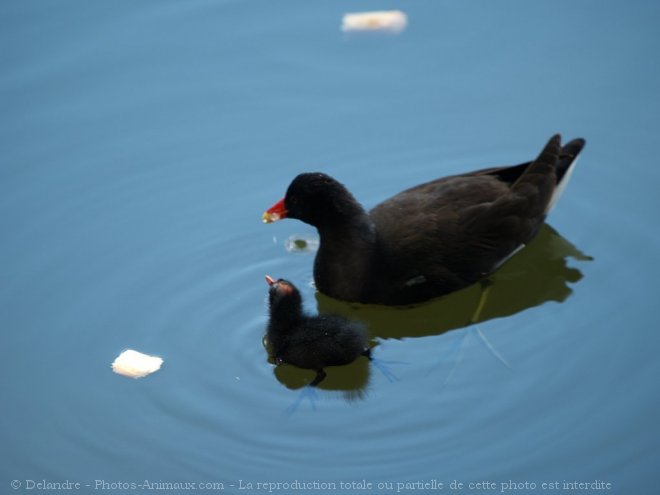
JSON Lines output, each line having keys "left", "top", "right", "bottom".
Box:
{"left": 267, "top": 224, "right": 591, "bottom": 407}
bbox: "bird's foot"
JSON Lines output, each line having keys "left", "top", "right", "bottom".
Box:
{"left": 284, "top": 385, "right": 320, "bottom": 416}
{"left": 369, "top": 357, "right": 400, "bottom": 383}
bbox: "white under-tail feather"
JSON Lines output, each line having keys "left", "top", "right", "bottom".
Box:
{"left": 546, "top": 155, "right": 581, "bottom": 215}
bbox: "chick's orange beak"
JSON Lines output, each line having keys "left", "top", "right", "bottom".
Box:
{"left": 265, "top": 275, "right": 276, "bottom": 286}
{"left": 262, "top": 197, "right": 287, "bottom": 223}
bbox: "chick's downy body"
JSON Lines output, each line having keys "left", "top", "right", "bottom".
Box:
{"left": 265, "top": 276, "right": 369, "bottom": 384}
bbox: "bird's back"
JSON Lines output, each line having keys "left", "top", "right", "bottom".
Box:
{"left": 281, "top": 315, "right": 368, "bottom": 369}
{"left": 361, "top": 135, "right": 584, "bottom": 304}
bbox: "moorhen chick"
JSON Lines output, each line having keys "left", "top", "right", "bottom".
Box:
{"left": 265, "top": 275, "right": 371, "bottom": 386}
{"left": 263, "top": 134, "right": 585, "bottom": 305}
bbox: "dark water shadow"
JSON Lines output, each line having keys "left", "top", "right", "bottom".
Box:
{"left": 273, "top": 358, "right": 371, "bottom": 394}
{"left": 270, "top": 224, "right": 591, "bottom": 398}
{"left": 315, "top": 224, "right": 592, "bottom": 339}
{"left": 269, "top": 354, "right": 373, "bottom": 413}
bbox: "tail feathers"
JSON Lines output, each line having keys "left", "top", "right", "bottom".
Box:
{"left": 556, "top": 138, "right": 586, "bottom": 182}
{"left": 509, "top": 134, "right": 561, "bottom": 216}
{"left": 513, "top": 135, "right": 561, "bottom": 188}
{"left": 509, "top": 134, "right": 586, "bottom": 216}
{"left": 561, "top": 138, "right": 586, "bottom": 160}
{"left": 534, "top": 133, "right": 562, "bottom": 170}
{"left": 546, "top": 137, "right": 586, "bottom": 214}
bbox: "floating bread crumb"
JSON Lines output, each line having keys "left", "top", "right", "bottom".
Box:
{"left": 341, "top": 10, "right": 408, "bottom": 33}
{"left": 112, "top": 349, "right": 163, "bottom": 379}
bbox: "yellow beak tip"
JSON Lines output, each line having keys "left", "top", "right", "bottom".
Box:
{"left": 262, "top": 212, "right": 280, "bottom": 224}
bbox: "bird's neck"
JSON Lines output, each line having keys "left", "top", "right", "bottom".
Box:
{"left": 314, "top": 214, "right": 377, "bottom": 301}
{"left": 268, "top": 297, "right": 305, "bottom": 342}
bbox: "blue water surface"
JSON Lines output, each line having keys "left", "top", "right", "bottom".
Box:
{"left": 1, "top": 1, "right": 659, "bottom": 494}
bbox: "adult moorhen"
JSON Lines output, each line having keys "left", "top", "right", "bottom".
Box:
{"left": 265, "top": 275, "right": 371, "bottom": 386}
{"left": 263, "top": 134, "right": 585, "bottom": 305}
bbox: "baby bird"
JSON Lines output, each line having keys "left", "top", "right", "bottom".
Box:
{"left": 265, "top": 275, "right": 370, "bottom": 386}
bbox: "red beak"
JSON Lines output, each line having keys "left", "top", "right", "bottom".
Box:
{"left": 265, "top": 275, "right": 276, "bottom": 286}
{"left": 262, "top": 197, "right": 287, "bottom": 223}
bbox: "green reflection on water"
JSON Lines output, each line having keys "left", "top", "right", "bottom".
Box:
{"left": 268, "top": 224, "right": 591, "bottom": 394}
{"left": 315, "top": 224, "right": 591, "bottom": 339}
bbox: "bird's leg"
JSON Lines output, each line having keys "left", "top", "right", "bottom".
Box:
{"left": 469, "top": 279, "right": 511, "bottom": 370}
{"left": 471, "top": 278, "right": 494, "bottom": 324}
{"left": 309, "top": 369, "right": 327, "bottom": 387}
{"left": 283, "top": 369, "right": 324, "bottom": 415}
{"left": 362, "top": 347, "right": 400, "bottom": 382}
{"left": 284, "top": 384, "right": 320, "bottom": 415}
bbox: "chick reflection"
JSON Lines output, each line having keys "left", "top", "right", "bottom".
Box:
{"left": 264, "top": 276, "right": 375, "bottom": 398}
{"left": 315, "top": 224, "right": 592, "bottom": 339}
